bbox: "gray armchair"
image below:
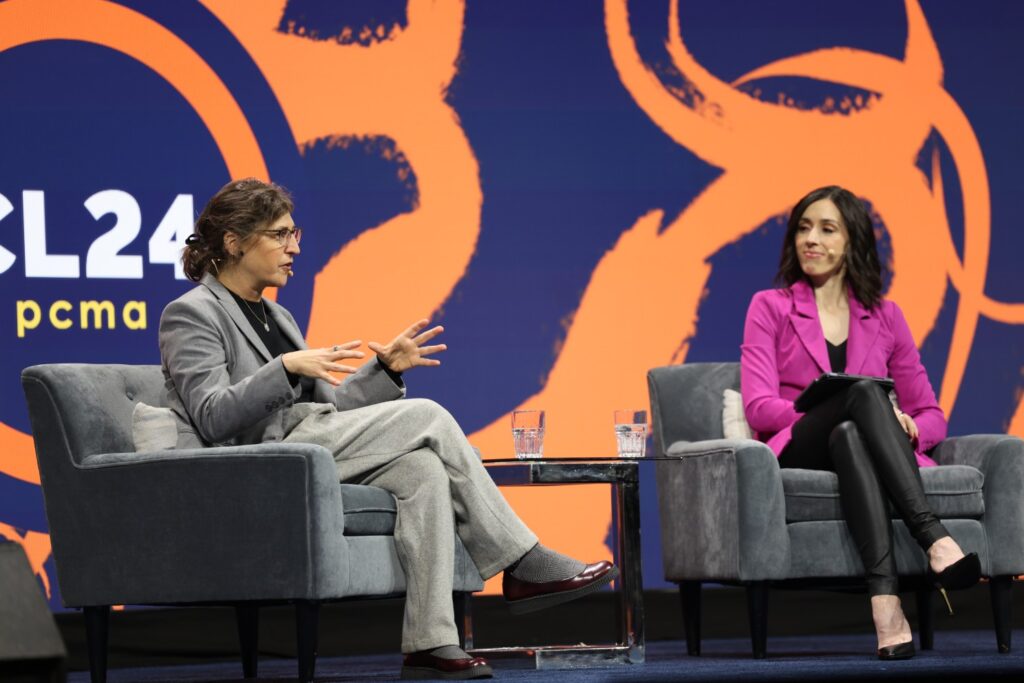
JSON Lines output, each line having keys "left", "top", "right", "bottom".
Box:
{"left": 647, "top": 362, "right": 1023, "bottom": 658}
{"left": 21, "top": 364, "right": 484, "bottom": 682}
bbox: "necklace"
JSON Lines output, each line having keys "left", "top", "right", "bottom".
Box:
{"left": 241, "top": 298, "right": 269, "bottom": 332}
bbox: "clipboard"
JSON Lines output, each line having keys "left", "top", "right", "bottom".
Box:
{"left": 794, "top": 373, "right": 895, "bottom": 413}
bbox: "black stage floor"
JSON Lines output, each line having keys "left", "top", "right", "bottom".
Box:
{"left": 53, "top": 584, "right": 1024, "bottom": 681}
{"left": 64, "top": 632, "right": 1024, "bottom": 682}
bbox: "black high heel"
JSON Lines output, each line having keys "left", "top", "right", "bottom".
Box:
{"left": 928, "top": 552, "right": 981, "bottom": 616}
{"left": 877, "top": 640, "right": 915, "bottom": 660}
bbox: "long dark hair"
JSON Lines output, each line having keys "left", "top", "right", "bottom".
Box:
{"left": 182, "top": 178, "right": 294, "bottom": 282}
{"left": 775, "top": 185, "right": 884, "bottom": 309}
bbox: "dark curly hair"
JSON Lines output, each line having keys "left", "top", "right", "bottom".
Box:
{"left": 775, "top": 185, "right": 884, "bottom": 309}
{"left": 182, "top": 178, "right": 294, "bottom": 282}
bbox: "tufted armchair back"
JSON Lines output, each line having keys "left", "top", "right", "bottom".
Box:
{"left": 22, "top": 364, "right": 166, "bottom": 466}
{"left": 647, "top": 362, "right": 739, "bottom": 454}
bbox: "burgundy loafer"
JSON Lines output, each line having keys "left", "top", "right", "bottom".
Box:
{"left": 400, "top": 651, "right": 493, "bottom": 680}
{"left": 503, "top": 560, "right": 619, "bottom": 614}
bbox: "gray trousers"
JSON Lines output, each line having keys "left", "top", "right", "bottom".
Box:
{"left": 283, "top": 398, "right": 538, "bottom": 652}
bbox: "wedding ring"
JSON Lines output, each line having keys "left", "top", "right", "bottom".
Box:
{"left": 332, "top": 345, "right": 339, "bottom": 351}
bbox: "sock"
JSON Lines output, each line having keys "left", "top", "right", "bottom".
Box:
{"left": 507, "top": 543, "right": 585, "bottom": 582}
{"left": 428, "top": 645, "right": 471, "bottom": 660}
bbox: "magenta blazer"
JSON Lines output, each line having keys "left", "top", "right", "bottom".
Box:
{"left": 740, "top": 280, "right": 946, "bottom": 467}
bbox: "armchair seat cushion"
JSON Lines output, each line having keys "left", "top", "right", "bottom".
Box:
{"left": 782, "top": 465, "right": 984, "bottom": 523}
{"left": 340, "top": 484, "right": 397, "bottom": 535}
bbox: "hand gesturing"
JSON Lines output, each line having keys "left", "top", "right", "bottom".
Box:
{"left": 282, "top": 341, "right": 365, "bottom": 386}
{"left": 369, "top": 319, "right": 447, "bottom": 373}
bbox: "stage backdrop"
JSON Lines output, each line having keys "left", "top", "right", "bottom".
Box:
{"left": 2, "top": 0, "right": 1023, "bottom": 609}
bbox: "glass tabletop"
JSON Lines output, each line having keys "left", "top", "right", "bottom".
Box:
{"left": 483, "top": 456, "right": 672, "bottom": 464}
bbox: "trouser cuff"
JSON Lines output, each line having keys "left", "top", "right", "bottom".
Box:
{"left": 915, "top": 521, "right": 950, "bottom": 552}
{"left": 867, "top": 577, "right": 900, "bottom": 597}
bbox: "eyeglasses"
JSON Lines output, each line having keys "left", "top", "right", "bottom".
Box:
{"left": 262, "top": 227, "right": 302, "bottom": 246}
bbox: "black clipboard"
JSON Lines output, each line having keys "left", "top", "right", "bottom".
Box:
{"left": 794, "top": 373, "right": 895, "bottom": 413}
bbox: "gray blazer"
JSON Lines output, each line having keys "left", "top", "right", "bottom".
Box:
{"left": 159, "top": 273, "right": 405, "bottom": 449}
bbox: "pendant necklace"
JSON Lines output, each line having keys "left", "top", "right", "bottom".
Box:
{"left": 242, "top": 298, "right": 270, "bottom": 332}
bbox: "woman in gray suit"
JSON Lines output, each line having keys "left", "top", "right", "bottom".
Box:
{"left": 160, "top": 178, "right": 617, "bottom": 680}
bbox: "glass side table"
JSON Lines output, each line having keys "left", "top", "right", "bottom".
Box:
{"left": 465, "top": 457, "right": 645, "bottom": 669}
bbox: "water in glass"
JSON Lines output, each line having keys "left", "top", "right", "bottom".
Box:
{"left": 615, "top": 423, "right": 646, "bottom": 458}
{"left": 613, "top": 409, "right": 647, "bottom": 458}
{"left": 512, "top": 409, "right": 545, "bottom": 459}
{"left": 512, "top": 427, "right": 545, "bottom": 459}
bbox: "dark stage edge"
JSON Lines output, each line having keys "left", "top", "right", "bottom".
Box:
{"left": 65, "top": 632, "right": 1024, "bottom": 682}
{"left": 56, "top": 585, "right": 1024, "bottom": 673}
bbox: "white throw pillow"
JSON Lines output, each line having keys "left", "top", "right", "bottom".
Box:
{"left": 722, "top": 389, "right": 754, "bottom": 440}
{"left": 132, "top": 402, "right": 178, "bottom": 452}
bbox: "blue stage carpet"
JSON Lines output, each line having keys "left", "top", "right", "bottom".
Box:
{"left": 68, "top": 630, "right": 1024, "bottom": 682}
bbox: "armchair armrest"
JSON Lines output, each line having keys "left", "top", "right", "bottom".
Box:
{"left": 655, "top": 438, "right": 790, "bottom": 582}
{"left": 931, "top": 435, "right": 1024, "bottom": 575}
{"left": 50, "top": 443, "right": 350, "bottom": 607}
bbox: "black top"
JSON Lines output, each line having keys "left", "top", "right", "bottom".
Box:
{"left": 229, "top": 291, "right": 297, "bottom": 360}
{"left": 228, "top": 291, "right": 403, "bottom": 400}
{"left": 826, "top": 339, "right": 847, "bottom": 373}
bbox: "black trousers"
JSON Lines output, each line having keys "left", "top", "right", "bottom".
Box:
{"left": 779, "top": 380, "right": 949, "bottom": 596}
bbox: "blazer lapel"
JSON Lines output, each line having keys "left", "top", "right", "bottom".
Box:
{"left": 268, "top": 302, "right": 308, "bottom": 351}
{"left": 846, "top": 293, "right": 880, "bottom": 375}
{"left": 200, "top": 273, "right": 273, "bottom": 362}
{"left": 789, "top": 280, "right": 831, "bottom": 374}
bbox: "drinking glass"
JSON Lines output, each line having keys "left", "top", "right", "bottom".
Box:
{"left": 511, "top": 410, "right": 545, "bottom": 460}
{"left": 613, "top": 409, "right": 648, "bottom": 458}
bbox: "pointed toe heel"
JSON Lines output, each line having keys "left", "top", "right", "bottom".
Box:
{"left": 928, "top": 552, "right": 981, "bottom": 616}
{"left": 931, "top": 552, "right": 981, "bottom": 591}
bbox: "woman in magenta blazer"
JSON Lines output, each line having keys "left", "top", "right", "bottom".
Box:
{"left": 740, "top": 186, "right": 980, "bottom": 660}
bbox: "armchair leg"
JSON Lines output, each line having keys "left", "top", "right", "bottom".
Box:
{"left": 746, "top": 582, "right": 769, "bottom": 659}
{"left": 679, "top": 581, "right": 702, "bottom": 656}
{"left": 915, "top": 589, "right": 934, "bottom": 650}
{"left": 84, "top": 605, "right": 110, "bottom": 683}
{"left": 454, "top": 592, "right": 474, "bottom": 650}
{"left": 295, "top": 601, "right": 320, "bottom": 682}
{"left": 990, "top": 575, "right": 1013, "bottom": 653}
{"left": 235, "top": 603, "right": 260, "bottom": 678}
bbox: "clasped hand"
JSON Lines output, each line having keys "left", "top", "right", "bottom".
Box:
{"left": 282, "top": 320, "right": 446, "bottom": 385}
{"left": 894, "top": 407, "right": 919, "bottom": 441}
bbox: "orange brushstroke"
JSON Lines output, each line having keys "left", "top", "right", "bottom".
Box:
{"left": 0, "top": 0, "right": 268, "bottom": 486}
{"left": 0, "top": 524, "right": 52, "bottom": 598}
{"left": 0, "top": 0, "right": 271, "bottom": 596}
{"left": 203, "top": 1, "right": 612, "bottom": 593}
{"left": 0, "top": 424, "right": 37, "bottom": 486}
{"left": 200, "top": 0, "right": 483, "bottom": 355}
{"left": 1009, "top": 385, "right": 1024, "bottom": 439}
{"left": 0, "top": 0, "right": 267, "bottom": 180}
{"left": 731, "top": 42, "right": 1018, "bottom": 414}
{"left": 602, "top": 0, "right": 1022, "bottom": 423}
